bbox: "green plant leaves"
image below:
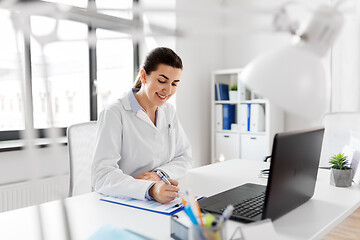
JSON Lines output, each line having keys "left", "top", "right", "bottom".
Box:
{"left": 329, "top": 153, "right": 351, "bottom": 170}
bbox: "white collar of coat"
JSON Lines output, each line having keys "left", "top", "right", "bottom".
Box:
{"left": 120, "top": 89, "right": 165, "bottom": 129}
{"left": 120, "top": 90, "right": 132, "bottom": 110}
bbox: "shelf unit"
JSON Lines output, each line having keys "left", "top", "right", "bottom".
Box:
{"left": 211, "top": 68, "right": 284, "bottom": 163}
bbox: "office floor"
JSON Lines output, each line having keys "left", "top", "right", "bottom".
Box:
{"left": 322, "top": 206, "right": 360, "bottom": 239}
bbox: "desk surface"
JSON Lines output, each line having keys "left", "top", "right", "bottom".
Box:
{"left": 0, "top": 159, "right": 360, "bottom": 240}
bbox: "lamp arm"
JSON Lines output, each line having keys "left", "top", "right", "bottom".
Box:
{"left": 273, "top": 1, "right": 307, "bottom": 35}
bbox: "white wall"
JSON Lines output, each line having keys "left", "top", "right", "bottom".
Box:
{"left": 330, "top": 2, "right": 360, "bottom": 112}
{"left": 176, "top": 0, "right": 225, "bottom": 167}
{"left": 0, "top": 145, "right": 68, "bottom": 185}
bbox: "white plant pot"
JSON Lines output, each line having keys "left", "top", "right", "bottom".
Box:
{"left": 229, "top": 91, "right": 238, "bottom": 101}
{"left": 330, "top": 168, "right": 352, "bottom": 187}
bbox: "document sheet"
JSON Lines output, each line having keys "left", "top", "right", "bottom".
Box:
{"left": 101, "top": 196, "right": 185, "bottom": 215}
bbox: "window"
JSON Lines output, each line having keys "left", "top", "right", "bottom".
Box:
{"left": 0, "top": 0, "right": 136, "bottom": 144}
{"left": 95, "top": 0, "right": 134, "bottom": 114}
{"left": 96, "top": 29, "right": 133, "bottom": 114}
{"left": 42, "top": 0, "right": 88, "bottom": 8}
{"left": 0, "top": 10, "right": 24, "bottom": 131}
{"left": 31, "top": 16, "right": 90, "bottom": 128}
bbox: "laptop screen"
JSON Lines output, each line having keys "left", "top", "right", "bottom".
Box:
{"left": 262, "top": 128, "right": 325, "bottom": 220}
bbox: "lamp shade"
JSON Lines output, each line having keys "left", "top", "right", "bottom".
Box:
{"left": 240, "top": 44, "right": 328, "bottom": 121}
{"left": 239, "top": 5, "right": 343, "bottom": 121}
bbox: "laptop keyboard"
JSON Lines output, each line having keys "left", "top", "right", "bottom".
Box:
{"left": 221, "top": 192, "right": 265, "bottom": 219}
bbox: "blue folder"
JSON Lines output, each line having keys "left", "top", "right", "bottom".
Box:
{"left": 218, "top": 83, "right": 229, "bottom": 100}
{"left": 247, "top": 104, "right": 251, "bottom": 131}
{"left": 223, "top": 104, "right": 236, "bottom": 130}
{"left": 215, "top": 84, "right": 219, "bottom": 100}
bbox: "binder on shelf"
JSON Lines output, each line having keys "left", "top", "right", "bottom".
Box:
{"left": 215, "top": 84, "right": 218, "bottom": 100}
{"left": 247, "top": 104, "right": 251, "bottom": 131}
{"left": 223, "top": 104, "right": 236, "bottom": 130}
{"left": 215, "top": 104, "right": 223, "bottom": 130}
{"left": 215, "top": 83, "right": 229, "bottom": 100}
{"left": 238, "top": 83, "right": 251, "bottom": 100}
{"left": 250, "top": 104, "right": 265, "bottom": 132}
{"left": 239, "top": 104, "right": 248, "bottom": 132}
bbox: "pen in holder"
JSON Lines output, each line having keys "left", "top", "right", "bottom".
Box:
{"left": 170, "top": 215, "right": 227, "bottom": 240}
{"left": 172, "top": 190, "right": 232, "bottom": 240}
{"left": 189, "top": 222, "right": 226, "bottom": 240}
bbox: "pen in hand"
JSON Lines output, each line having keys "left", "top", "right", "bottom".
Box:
{"left": 156, "top": 170, "right": 172, "bottom": 185}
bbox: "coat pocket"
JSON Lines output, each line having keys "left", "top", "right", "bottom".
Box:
{"left": 167, "top": 124, "right": 176, "bottom": 160}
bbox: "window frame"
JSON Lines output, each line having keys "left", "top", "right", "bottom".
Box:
{"left": 0, "top": 0, "right": 139, "bottom": 150}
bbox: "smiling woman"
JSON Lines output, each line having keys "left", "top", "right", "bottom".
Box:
{"left": 134, "top": 64, "right": 181, "bottom": 124}
{"left": 91, "top": 47, "right": 192, "bottom": 204}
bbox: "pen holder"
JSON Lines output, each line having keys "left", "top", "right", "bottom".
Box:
{"left": 190, "top": 223, "right": 226, "bottom": 240}
{"left": 170, "top": 215, "right": 226, "bottom": 240}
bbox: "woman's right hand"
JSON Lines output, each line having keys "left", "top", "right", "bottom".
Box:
{"left": 149, "top": 179, "right": 179, "bottom": 204}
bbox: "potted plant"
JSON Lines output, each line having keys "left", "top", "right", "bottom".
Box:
{"left": 229, "top": 84, "right": 238, "bottom": 101}
{"left": 329, "top": 153, "right": 352, "bottom": 187}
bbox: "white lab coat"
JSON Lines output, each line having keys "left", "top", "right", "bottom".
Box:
{"left": 91, "top": 90, "right": 192, "bottom": 200}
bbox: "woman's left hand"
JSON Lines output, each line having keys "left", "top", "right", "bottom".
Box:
{"left": 136, "top": 172, "right": 161, "bottom": 181}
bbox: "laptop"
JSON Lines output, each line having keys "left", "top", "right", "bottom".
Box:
{"left": 199, "top": 127, "right": 325, "bottom": 222}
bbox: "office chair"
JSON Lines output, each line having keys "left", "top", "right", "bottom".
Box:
{"left": 67, "top": 121, "right": 97, "bottom": 197}
{"left": 319, "top": 112, "right": 360, "bottom": 167}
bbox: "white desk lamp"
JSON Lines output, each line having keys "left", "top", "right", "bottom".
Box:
{"left": 240, "top": 5, "right": 343, "bottom": 121}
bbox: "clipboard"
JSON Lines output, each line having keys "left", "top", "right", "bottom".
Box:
{"left": 101, "top": 196, "right": 204, "bottom": 215}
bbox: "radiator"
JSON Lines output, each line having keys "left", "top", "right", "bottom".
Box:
{"left": 0, "top": 174, "right": 69, "bottom": 213}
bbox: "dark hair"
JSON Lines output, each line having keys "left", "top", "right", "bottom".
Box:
{"left": 133, "top": 47, "right": 183, "bottom": 88}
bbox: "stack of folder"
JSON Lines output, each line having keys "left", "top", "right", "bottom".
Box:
{"left": 215, "top": 104, "right": 236, "bottom": 130}
{"left": 239, "top": 104, "right": 265, "bottom": 132}
{"left": 215, "top": 104, "right": 264, "bottom": 132}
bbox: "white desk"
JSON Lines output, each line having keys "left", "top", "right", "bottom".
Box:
{"left": 0, "top": 159, "right": 360, "bottom": 240}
